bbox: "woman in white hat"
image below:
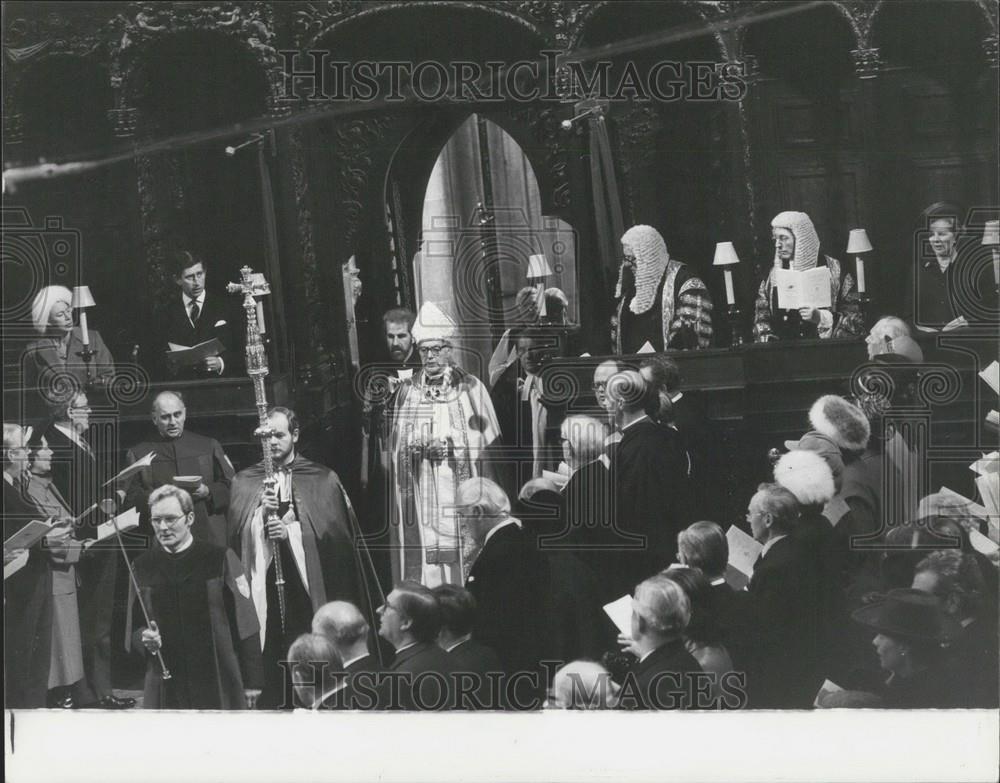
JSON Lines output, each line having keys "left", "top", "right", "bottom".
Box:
{"left": 23, "top": 285, "right": 115, "bottom": 396}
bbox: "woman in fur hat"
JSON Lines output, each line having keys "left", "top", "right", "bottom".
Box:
{"left": 753, "top": 211, "right": 863, "bottom": 341}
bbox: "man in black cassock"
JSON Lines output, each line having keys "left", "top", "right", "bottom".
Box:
{"left": 607, "top": 371, "right": 692, "bottom": 597}
{"left": 125, "top": 390, "right": 235, "bottom": 547}
{"left": 131, "top": 484, "right": 262, "bottom": 709}
{"left": 227, "top": 406, "right": 376, "bottom": 709}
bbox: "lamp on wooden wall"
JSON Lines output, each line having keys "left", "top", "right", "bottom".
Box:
{"left": 846, "top": 228, "right": 873, "bottom": 326}
{"left": 713, "top": 241, "right": 743, "bottom": 347}
{"left": 527, "top": 253, "right": 552, "bottom": 318}
{"left": 982, "top": 219, "right": 999, "bottom": 294}
{"left": 71, "top": 285, "right": 98, "bottom": 386}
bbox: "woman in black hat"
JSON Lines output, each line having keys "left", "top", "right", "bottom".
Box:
{"left": 847, "top": 588, "right": 962, "bottom": 709}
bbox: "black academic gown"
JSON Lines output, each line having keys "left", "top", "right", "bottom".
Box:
{"left": 617, "top": 638, "right": 705, "bottom": 710}
{"left": 466, "top": 522, "right": 547, "bottom": 708}
{"left": 746, "top": 535, "right": 825, "bottom": 709}
{"left": 388, "top": 641, "right": 462, "bottom": 710}
{"left": 322, "top": 653, "right": 388, "bottom": 710}
{"left": 125, "top": 430, "right": 235, "bottom": 547}
{"left": 611, "top": 418, "right": 692, "bottom": 595}
{"left": 4, "top": 477, "right": 54, "bottom": 708}
{"left": 227, "top": 455, "right": 379, "bottom": 708}
{"left": 447, "top": 638, "right": 504, "bottom": 710}
{"left": 130, "top": 540, "right": 262, "bottom": 709}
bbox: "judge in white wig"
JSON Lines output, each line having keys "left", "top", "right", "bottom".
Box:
{"left": 387, "top": 301, "right": 502, "bottom": 587}
{"left": 753, "top": 211, "right": 863, "bottom": 342}
{"left": 614, "top": 224, "right": 713, "bottom": 353}
{"left": 25, "top": 285, "right": 115, "bottom": 397}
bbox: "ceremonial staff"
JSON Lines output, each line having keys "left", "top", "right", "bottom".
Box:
{"left": 95, "top": 497, "right": 172, "bottom": 680}
{"left": 227, "top": 266, "right": 287, "bottom": 633}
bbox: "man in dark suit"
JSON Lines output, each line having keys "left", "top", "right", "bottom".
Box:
{"left": 457, "top": 477, "right": 547, "bottom": 710}
{"left": 287, "top": 632, "right": 345, "bottom": 710}
{"left": 608, "top": 370, "right": 692, "bottom": 596}
{"left": 745, "top": 482, "right": 824, "bottom": 708}
{"left": 42, "top": 391, "right": 134, "bottom": 709}
{"left": 677, "top": 520, "right": 752, "bottom": 670}
{"left": 312, "top": 600, "right": 388, "bottom": 710}
{"left": 378, "top": 581, "right": 460, "bottom": 710}
{"left": 124, "top": 390, "right": 235, "bottom": 547}
{"left": 160, "top": 250, "right": 239, "bottom": 380}
{"left": 616, "top": 574, "right": 704, "bottom": 710}
{"left": 433, "top": 583, "right": 503, "bottom": 709}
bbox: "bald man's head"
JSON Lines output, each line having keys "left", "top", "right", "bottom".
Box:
{"left": 152, "top": 391, "right": 187, "bottom": 439}
{"left": 312, "top": 601, "right": 369, "bottom": 653}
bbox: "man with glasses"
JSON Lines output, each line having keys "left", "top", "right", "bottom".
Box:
{"left": 378, "top": 580, "right": 460, "bottom": 710}
{"left": 386, "top": 301, "right": 501, "bottom": 588}
{"left": 131, "top": 484, "right": 262, "bottom": 709}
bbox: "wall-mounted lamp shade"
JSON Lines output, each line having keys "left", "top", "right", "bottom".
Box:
{"left": 71, "top": 286, "right": 95, "bottom": 309}
{"left": 712, "top": 242, "right": 740, "bottom": 266}
{"left": 527, "top": 254, "right": 553, "bottom": 280}
{"left": 846, "top": 229, "right": 873, "bottom": 255}
{"left": 982, "top": 220, "right": 999, "bottom": 246}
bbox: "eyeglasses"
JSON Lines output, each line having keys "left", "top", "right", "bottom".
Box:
{"left": 150, "top": 515, "right": 187, "bottom": 527}
{"left": 418, "top": 345, "right": 449, "bottom": 357}
{"left": 592, "top": 382, "right": 607, "bottom": 392}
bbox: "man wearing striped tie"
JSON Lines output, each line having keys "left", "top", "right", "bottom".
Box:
{"left": 161, "top": 250, "right": 236, "bottom": 379}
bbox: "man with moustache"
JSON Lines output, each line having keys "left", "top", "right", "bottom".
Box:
{"left": 131, "top": 484, "right": 262, "bottom": 709}
{"left": 227, "top": 406, "right": 375, "bottom": 708}
{"left": 125, "top": 391, "right": 235, "bottom": 547}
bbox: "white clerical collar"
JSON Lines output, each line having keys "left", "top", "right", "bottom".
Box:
{"left": 395, "top": 641, "right": 418, "bottom": 655}
{"left": 444, "top": 635, "right": 472, "bottom": 653}
{"left": 341, "top": 653, "right": 369, "bottom": 669}
{"left": 761, "top": 533, "right": 787, "bottom": 558}
{"left": 182, "top": 292, "right": 206, "bottom": 308}
{"left": 671, "top": 392, "right": 683, "bottom": 404}
{"left": 312, "top": 680, "right": 349, "bottom": 710}
{"left": 164, "top": 535, "right": 195, "bottom": 555}
{"left": 54, "top": 422, "right": 89, "bottom": 452}
{"left": 710, "top": 576, "right": 726, "bottom": 586}
{"left": 621, "top": 414, "right": 650, "bottom": 432}
{"left": 484, "top": 517, "right": 521, "bottom": 546}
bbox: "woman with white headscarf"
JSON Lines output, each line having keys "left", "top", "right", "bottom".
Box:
{"left": 24, "top": 285, "right": 115, "bottom": 396}
{"left": 753, "top": 211, "right": 863, "bottom": 341}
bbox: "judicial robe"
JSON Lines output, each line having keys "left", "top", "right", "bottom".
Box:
{"left": 130, "top": 540, "right": 262, "bottom": 709}
{"left": 125, "top": 430, "right": 235, "bottom": 547}
{"left": 4, "top": 477, "right": 54, "bottom": 708}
